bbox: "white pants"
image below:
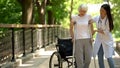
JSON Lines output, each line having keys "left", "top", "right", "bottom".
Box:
{"left": 75, "top": 39, "right": 93, "bottom": 68}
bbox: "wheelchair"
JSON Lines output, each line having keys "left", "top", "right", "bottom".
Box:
{"left": 49, "top": 36, "right": 75, "bottom": 68}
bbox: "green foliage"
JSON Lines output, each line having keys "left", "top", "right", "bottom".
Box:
{"left": 46, "top": 0, "right": 69, "bottom": 24}
{"left": 0, "top": 0, "right": 22, "bottom": 24}
{"left": 110, "top": 0, "right": 120, "bottom": 38}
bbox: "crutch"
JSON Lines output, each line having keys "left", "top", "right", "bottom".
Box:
{"left": 93, "top": 56, "right": 97, "bottom": 68}
{"left": 72, "top": 22, "right": 76, "bottom": 68}
{"left": 88, "top": 22, "right": 97, "bottom": 68}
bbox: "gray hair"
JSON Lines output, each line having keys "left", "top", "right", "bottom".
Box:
{"left": 78, "top": 4, "right": 88, "bottom": 11}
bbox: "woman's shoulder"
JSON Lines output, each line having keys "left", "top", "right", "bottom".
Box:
{"left": 85, "top": 14, "right": 92, "bottom": 20}
{"left": 93, "top": 15, "right": 100, "bottom": 21}
{"left": 86, "top": 14, "right": 91, "bottom": 16}
{"left": 94, "top": 15, "right": 100, "bottom": 18}
{"left": 71, "top": 15, "right": 79, "bottom": 19}
{"left": 71, "top": 14, "right": 78, "bottom": 18}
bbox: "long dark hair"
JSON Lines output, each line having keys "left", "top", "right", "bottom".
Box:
{"left": 101, "top": 4, "right": 114, "bottom": 32}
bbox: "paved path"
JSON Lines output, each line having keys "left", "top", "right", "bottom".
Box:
{"left": 17, "top": 48, "right": 120, "bottom": 68}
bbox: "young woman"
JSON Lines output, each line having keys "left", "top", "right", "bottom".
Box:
{"left": 93, "top": 4, "right": 115, "bottom": 68}
{"left": 70, "top": 4, "right": 94, "bottom": 68}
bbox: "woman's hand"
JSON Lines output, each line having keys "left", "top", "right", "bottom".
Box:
{"left": 96, "top": 29, "right": 105, "bottom": 34}
{"left": 71, "top": 36, "right": 75, "bottom": 43}
{"left": 92, "top": 30, "right": 96, "bottom": 35}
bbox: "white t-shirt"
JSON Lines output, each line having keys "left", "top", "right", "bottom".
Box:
{"left": 71, "top": 14, "right": 92, "bottom": 39}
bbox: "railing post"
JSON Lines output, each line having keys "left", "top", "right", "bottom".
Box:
{"left": 53, "top": 26, "right": 56, "bottom": 43}
{"left": 53, "top": 27, "right": 55, "bottom": 43}
{"left": 57, "top": 26, "right": 59, "bottom": 35}
{"left": 11, "top": 28, "right": 16, "bottom": 62}
{"left": 31, "top": 28, "right": 34, "bottom": 53}
{"left": 52, "top": 27, "right": 54, "bottom": 43}
{"left": 42, "top": 28, "right": 45, "bottom": 48}
{"left": 47, "top": 27, "right": 49, "bottom": 45}
{"left": 48, "top": 27, "right": 49, "bottom": 45}
{"left": 22, "top": 28, "right": 26, "bottom": 56}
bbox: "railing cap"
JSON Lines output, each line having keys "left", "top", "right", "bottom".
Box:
{"left": 0, "top": 24, "right": 60, "bottom": 28}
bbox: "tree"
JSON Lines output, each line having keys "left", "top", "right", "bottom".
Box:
{"left": 35, "top": 0, "right": 47, "bottom": 24}
{"left": 0, "top": 0, "right": 22, "bottom": 24}
{"left": 69, "top": 0, "right": 73, "bottom": 21}
{"left": 46, "top": 0, "right": 68, "bottom": 25}
{"left": 18, "top": 0, "right": 34, "bottom": 24}
{"left": 46, "top": 0, "right": 54, "bottom": 24}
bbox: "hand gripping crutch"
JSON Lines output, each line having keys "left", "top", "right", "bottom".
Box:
{"left": 88, "top": 22, "right": 97, "bottom": 68}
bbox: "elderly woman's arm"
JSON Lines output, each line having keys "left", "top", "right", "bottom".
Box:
{"left": 89, "top": 19, "right": 95, "bottom": 35}
{"left": 89, "top": 19, "right": 96, "bottom": 42}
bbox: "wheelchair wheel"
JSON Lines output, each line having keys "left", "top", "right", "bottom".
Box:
{"left": 49, "top": 52, "right": 62, "bottom": 68}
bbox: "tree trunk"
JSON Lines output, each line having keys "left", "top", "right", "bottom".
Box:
{"left": 46, "top": 0, "right": 55, "bottom": 24}
{"left": 47, "top": 10, "right": 55, "bottom": 24}
{"left": 36, "top": 0, "right": 47, "bottom": 24}
{"left": 21, "top": 0, "right": 33, "bottom": 24}
{"left": 70, "top": 0, "right": 73, "bottom": 21}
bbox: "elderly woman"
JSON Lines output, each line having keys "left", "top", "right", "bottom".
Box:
{"left": 70, "top": 4, "right": 94, "bottom": 68}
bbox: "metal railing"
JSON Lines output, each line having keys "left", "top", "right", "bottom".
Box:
{"left": 0, "top": 24, "right": 70, "bottom": 65}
